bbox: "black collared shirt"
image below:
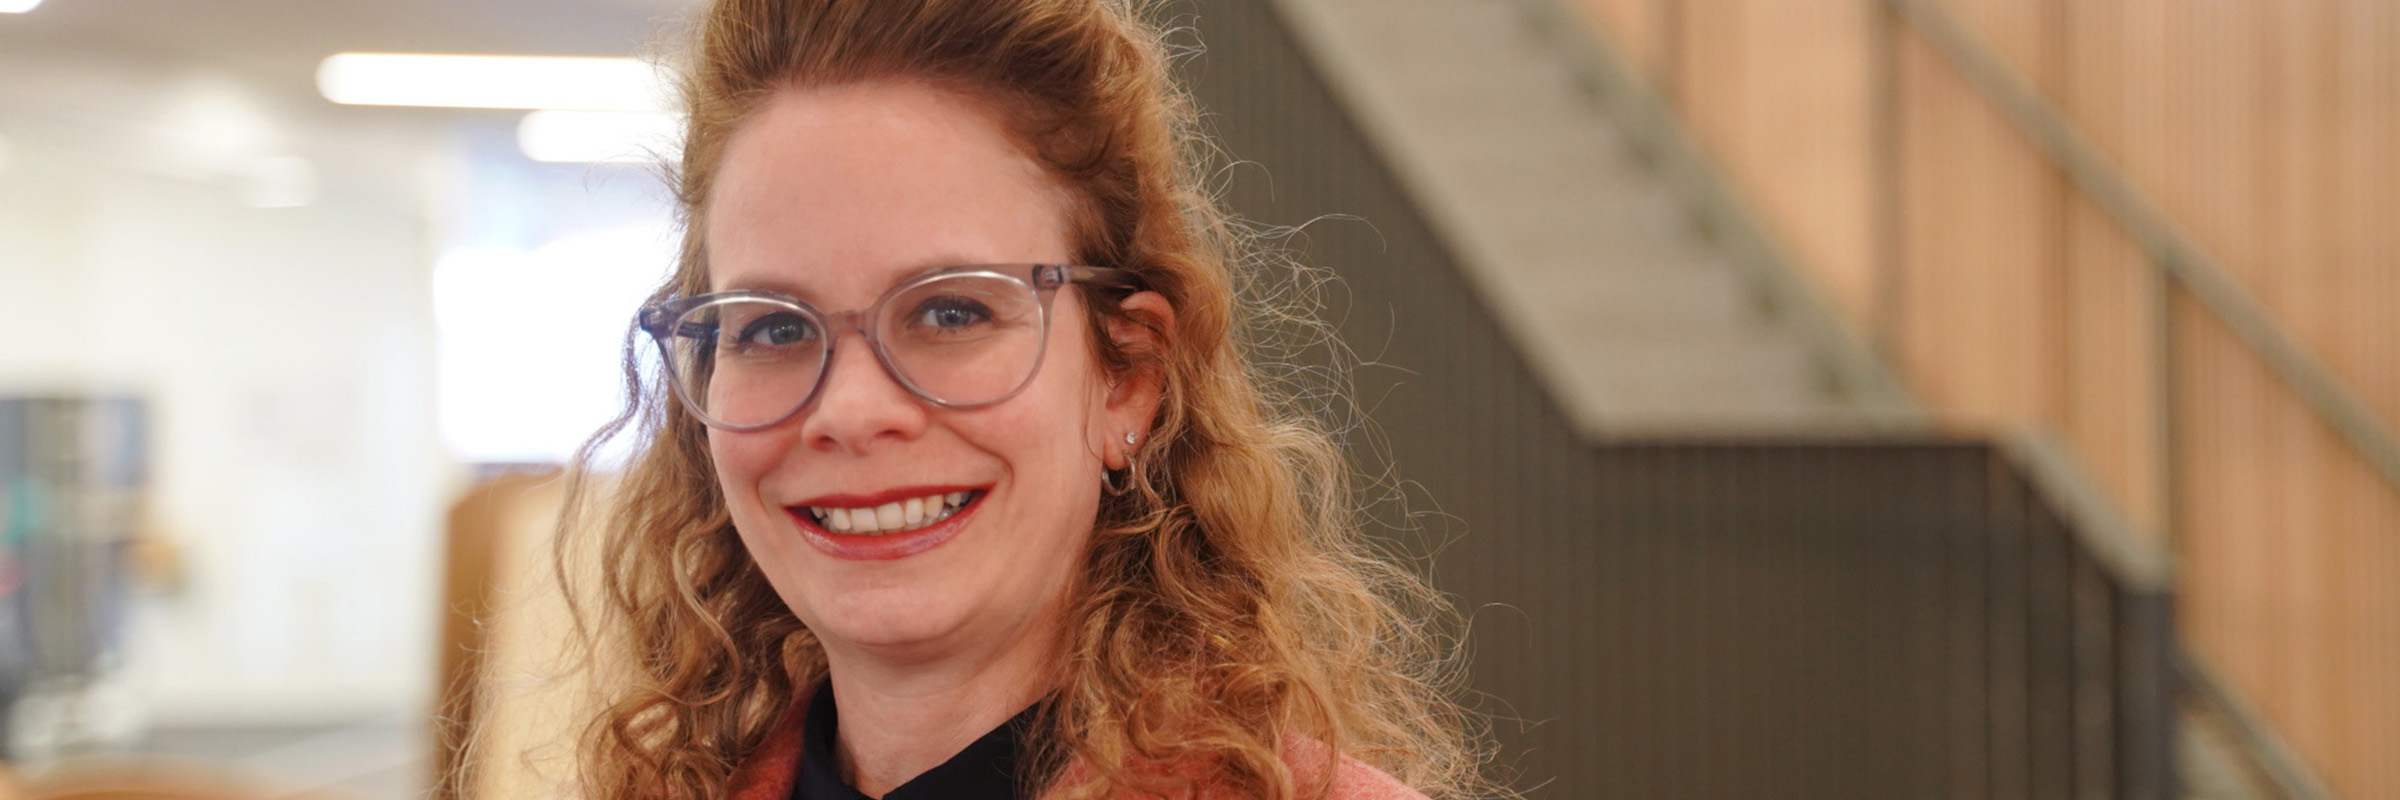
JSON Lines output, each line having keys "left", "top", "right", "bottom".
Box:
{"left": 791, "top": 682, "right": 1042, "bottom": 800}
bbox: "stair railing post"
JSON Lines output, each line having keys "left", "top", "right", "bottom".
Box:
{"left": 1657, "top": 0, "right": 1682, "bottom": 108}
{"left": 2153, "top": 254, "right": 2179, "bottom": 560}
{"left": 1870, "top": 0, "right": 1906, "bottom": 367}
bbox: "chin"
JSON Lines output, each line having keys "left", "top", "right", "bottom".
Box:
{"left": 804, "top": 584, "right": 981, "bottom": 653}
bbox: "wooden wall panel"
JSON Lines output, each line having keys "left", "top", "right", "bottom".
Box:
{"left": 2171, "top": 294, "right": 2249, "bottom": 732}
{"left": 2276, "top": 0, "right": 2340, "bottom": 767}
{"left": 2338, "top": 5, "right": 2400, "bottom": 789}
{"left": 2329, "top": 446, "right": 2400, "bottom": 796}
{"left": 1668, "top": 0, "right": 1878, "bottom": 326}
{"left": 2349, "top": 458, "right": 2400, "bottom": 797}
{"left": 2346, "top": 1, "right": 2400, "bottom": 428}
{"left": 1570, "top": 0, "right": 2400, "bottom": 795}
{"left": 2058, "top": 191, "right": 2159, "bottom": 534}
{"left": 2179, "top": 306, "right": 2400, "bottom": 799}
{"left": 2056, "top": 0, "right": 2167, "bottom": 537}
{"left": 1892, "top": 22, "right": 2064, "bottom": 425}
{"left": 1577, "top": 0, "right": 1662, "bottom": 82}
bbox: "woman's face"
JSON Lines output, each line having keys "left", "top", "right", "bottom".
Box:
{"left": 702, "top": 80, "right": 1141, "bottom": 663}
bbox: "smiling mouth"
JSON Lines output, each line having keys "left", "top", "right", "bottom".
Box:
{"left": 802, "top": 490, "right": 981, "bottom": 535}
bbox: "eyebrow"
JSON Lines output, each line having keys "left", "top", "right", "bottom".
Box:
{"left": 712, "top": 255, "right": 1021, "bottom": 298}
{"left": 712, "top": 273, "right": 812, "bottom": 299}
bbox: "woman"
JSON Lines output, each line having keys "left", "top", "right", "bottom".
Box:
{"left": 556, "top": 0, "right": 1501, "bottom": 797}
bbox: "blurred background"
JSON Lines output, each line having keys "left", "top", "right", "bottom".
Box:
{"left": 0, "top": 0, "right": 689, "bottom": 796}
{"left": 0, "top": 0, "right": 2393, "bottom": 798}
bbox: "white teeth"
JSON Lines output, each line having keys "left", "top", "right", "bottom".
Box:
{"left": 805, "top": 491, "right": 976, "bottom": 536}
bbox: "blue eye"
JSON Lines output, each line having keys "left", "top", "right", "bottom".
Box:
{"left": 736, "top": 313, "right": 817, "bottom": 347}
{"left": 910, "top": 297, "right": 994, "bottom": 331}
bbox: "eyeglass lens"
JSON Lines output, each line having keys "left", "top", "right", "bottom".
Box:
{"left": 662, "top": 273, "right": 1049, "bottom": 427}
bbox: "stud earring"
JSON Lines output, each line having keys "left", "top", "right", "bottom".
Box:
{"left": 1105, "top": 431, "right": 1140, "bottom": 496}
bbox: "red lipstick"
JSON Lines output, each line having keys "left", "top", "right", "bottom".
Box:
{"left": 793, "top": 485, "right": 985, "bottom": 509}
{"left": 786, "top": 485, "right": 988, "bottom": 561}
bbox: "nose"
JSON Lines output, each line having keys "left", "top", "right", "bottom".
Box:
{"left": 796, "top": 333, "right": 928, "bottom": 455}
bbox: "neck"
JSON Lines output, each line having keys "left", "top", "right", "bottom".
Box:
{"left": 821, "top": 622, "right": 1060, "bottom": 797}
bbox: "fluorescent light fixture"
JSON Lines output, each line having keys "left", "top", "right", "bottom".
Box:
{"left": 518, "top": 109, "right": 681, "bottom": 163}
{"left": 0, "top": 0, "right": 44, "bottom": 14}
{"left": 316, "top": 53, "right": 670, "bottom": 111}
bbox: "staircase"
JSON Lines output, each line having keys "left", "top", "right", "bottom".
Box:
{"left": 1170, "top": 0, "right": 2327, "bottom": 796}
{"left": 1267, "top": 0, "right": 1918, "bottom": 434}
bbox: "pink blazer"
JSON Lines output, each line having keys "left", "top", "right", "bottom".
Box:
{"left": 723, "top": 697, "right": 1429, "bottom": 800}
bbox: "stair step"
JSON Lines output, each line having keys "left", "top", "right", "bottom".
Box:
{"left": 1469, "top": 187, "right": 1699, "bottom": 263}
{"left": 1285, "top": 0, "right": 1906, "bottom": 431}
{"left": 1418, "top": 129, "right": 1650, "bottom": 212}
{"left": 1567, "top": 337, "right": 1837, "bottom": 422}
{"left": 1517, "top": 262, "right": 1766, "bottom": 337}
{"left": 1324, "top": 0, "right": 1540, "bottom": 57}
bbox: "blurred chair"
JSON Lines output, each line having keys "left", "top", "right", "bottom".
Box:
{"left": 8, "top": 759, "right": 355, "bottom": 800}
{"left": 435, "top": 469, "right": 592, "bottom": 800}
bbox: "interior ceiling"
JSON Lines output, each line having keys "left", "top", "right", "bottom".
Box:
{"left": 0, "top": 0, "right": 701, "bottom": 188}
{"left": 1, "top": 0, "right": 698, "bottom": 74}
{"left": 0, "top": 0, "right": 696, "bottom": 150}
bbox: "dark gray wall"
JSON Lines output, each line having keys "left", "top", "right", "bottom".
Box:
{"left": 1168, "top": 2, "right": 2173, "bottom": 798}
{"left": 1166, "top": 2, "right": 1601, "bottom": 787}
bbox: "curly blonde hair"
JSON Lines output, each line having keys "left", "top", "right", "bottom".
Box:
{"left": 551, "top": 1, "right": 1502, "bottom": 797}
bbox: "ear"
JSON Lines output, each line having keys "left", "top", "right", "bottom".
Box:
{"left": 1099, "top": 290, "right": 1173, "bottom": 471}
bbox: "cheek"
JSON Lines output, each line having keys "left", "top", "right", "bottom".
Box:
{"left": 971, "top": 405, "right": 1078, "bottom": 482}
{"left": 708, "top": 428, "right": 789, "bottom": 507}
{"left": 973, "top": 393, "right": 1107, "bottom": 519}
{"left": 1022, "top": 357, "right": 1114, "bottom": 477}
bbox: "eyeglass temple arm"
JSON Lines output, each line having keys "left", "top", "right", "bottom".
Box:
{"left": 636, "top": 302, "right": 719, "bottom": 340}
{"left": 1048, "top": 265, "right": 1145, "bottom": 290}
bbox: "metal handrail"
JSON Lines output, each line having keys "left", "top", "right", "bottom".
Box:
{"left": 1501, "top": 0, "right": 1926, "bottom": 430}
{"left": 1877, "top": 0, "right": 2400, "bottom": 499}
{"left": 1504, "top": 3, "right": 2379, "bottom": 795}
{"left": 1997, "top": 430, "right": 2180, "bottom": 799}
{"left": 2179, "top": 652, "right": 2343, "bottom": 800}
{"left": 1858, "top": 4, "right": 2379, "bottom": 798}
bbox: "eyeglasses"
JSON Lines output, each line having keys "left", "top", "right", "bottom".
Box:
{"left": 637, "top": 264, "right": 1144, "bottom": 431}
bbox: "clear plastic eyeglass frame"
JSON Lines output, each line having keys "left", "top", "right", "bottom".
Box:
{"left": 637, "top": 263, "right": 1144, "bottom": 431}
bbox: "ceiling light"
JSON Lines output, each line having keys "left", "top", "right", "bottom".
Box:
{"left": 0, "top": 0, "right": 45, "bottom": 14}
{"left": 517, "top": 109, "right": 681, "bottom": 164}
{"left": 316, "top": 54, "right": 670, "bottom": 112}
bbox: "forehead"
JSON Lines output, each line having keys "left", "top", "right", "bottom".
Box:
{"left": 702, "top": 80, "right": 1077, "bottom": 298}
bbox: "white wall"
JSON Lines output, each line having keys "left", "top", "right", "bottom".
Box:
{"left": 0, "top": 134, "right": 453, "bottom": 726}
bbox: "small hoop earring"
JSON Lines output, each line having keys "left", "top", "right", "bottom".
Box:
{"left": 1104, "top": 431, "right": 1141, "bottom": 495}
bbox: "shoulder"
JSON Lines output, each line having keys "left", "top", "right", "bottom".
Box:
{"left": 1266, "top": 737, "right": 1430, "bottom": 800}
{"left": 1315, "top": 758, "right": 1428, "bottom": 800}
{"left": 724, "top": 695, "right": 809, "bottom": 800}
{"left": 1068, "top": 736, "right": 1431, "bottom": 800}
